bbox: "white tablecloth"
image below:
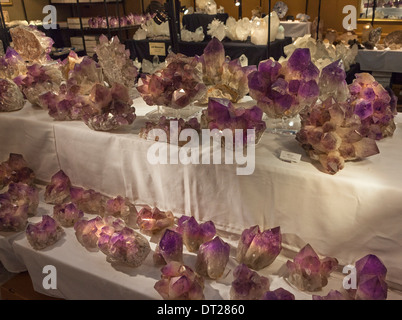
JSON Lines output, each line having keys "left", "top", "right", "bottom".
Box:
{"left": 357, "top": 49, "right": 402, "bottom": 73}
{"left": 280, "top": 21, "right": 312, "bottom": 38}
{"left": 1, "top": 98, "right": 402, "bottom": 296}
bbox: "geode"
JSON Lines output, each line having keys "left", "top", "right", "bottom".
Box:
{"left": 236, "top": 225, "right": 282, "bottom": 271}
{"left": 176, "top": 216, "right": 216, "bottom": 252}
{"left": 286, "top": 244, "right": 338, "bottom": 292}
{"left": 26, "top": 215, "right": 64, "bottom": 250}
{"left": 154, "top": 261, "right": 205, "bottom": 300}
{"left": 137, "top": 206, "right": 174, "bottom": 234}
{"left": 53, "top": 202, "right": 84, "bottom": 228}
{"left": 44, "top": 170, "right": 72, "bottom": 205}
{"left": 0, "top": 78, "right": 25, "bottom": 112}
{"left": 195, "top": 236, "right": 230, "bottom": 279}
{"left": 153, "top": 229, "right": 184, "bottom": 265}
{"left": 230, "top": 264, "right": 270, "bottom": 300}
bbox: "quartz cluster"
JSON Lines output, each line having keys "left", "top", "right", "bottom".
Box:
{"left": 230, "top": 264, "right": 270, "bottom": 300}
{"left": 286, "top": 244, "right": 338, "bottom": 292}
{"left": 0, "top": 78, "right": 25, "bottom": 112}
{"left": 200, "top": 98, "right": 267, "bottom": 148}
{"left": 137, "top": 206, "right": 175, "bottom": 234}
{"left": 176, "top": 216, "right": 216, "bottom": 252}
{"left": 137, "top": 52, "right": 206, "bottom": 109}
{"left": 248, "top": 49, "right": 320, "bottom": 119}
{"left": 26, "top": 215, "right": 64, "bottom": 250}
{"left": 181, "top": 27, "right": 205, "bottom": 43}
{"left": 0, "top": 153, "right": 35, "bottom": 190}
{"left": 0, "top": 47, "right": 27, "bottom": 80}
{"left": 198, "top": 38, "right": 256, "bottom": 104}
{"left": 53, "top": 202, "right": 84, "bottom": 228}
{"left": 154, "top": 261, "right": 205, "bottom": 300}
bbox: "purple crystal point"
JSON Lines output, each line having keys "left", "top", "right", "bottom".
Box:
{"left": 26, "top": 215, "right": 64, "bottom": 250}
{"left": 287, "top": 48, "right": 312, "bottom": 72}
{"left": 44, "top": 170, "right": 72, "bottom": 205}
{"left": 176, "top": 216, "right": 216, "bottom": 252}
{"left": 153, "top": 229, "right": 183, "bottom": 265}
{"left": 53, "top": 202, "right": 84, "bottom": 228}
{"left": 230, "top": 264, "right": 270, "bottom": 300}
{"left": 236, "top": 226, "right": 282, "bottom": 270}
{"left": 154, "top": 261, "right": 205, "bottom": 300}
{"left": 195, "top": 236, "right": 230, "bottom": 279}
{"left": 137, "top": 206, "right": 175, "bottom": 235}
{"left": 286, "top": 244, "right": 338, "bottom": 292}
{"left": 261, "top": 288, "right": 295, "bottom": 300}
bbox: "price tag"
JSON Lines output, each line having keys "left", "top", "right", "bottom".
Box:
{"left": 149, "top": 42, "right": 166, "bottom": 56}
{"left": 280, "top": 151, "right": 302, "bottom": 163}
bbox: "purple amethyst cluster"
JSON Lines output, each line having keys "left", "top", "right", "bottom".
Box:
{"left": 88, "top": 13, "right": 153, "bottom": 29}
{"left": 176, "top": 216, "right": 216, "bottom": 252}
{"left": 70, "top": 186, "right": 109, "bottom": 217}
{"left": 44, "top": 170, "right": 72, "bottom": 205}
{"left": 53, "top": 202, "right": 84, "bottom": 228}
{"left": 137, "top": 206, "right": 175, "bottom": 235}
{"left": 0, "top": 153, "right": 35, "bottom": 189}
{"left": 248, "top": 48, "right": 320, "bottom": 119}
{"left": 0, "top": 47, "right": 27, "bottom": 80}
{"left": 26, "top": 215, "right": 64, "bottom": 250}
{"left": 230, "top": 264, "right": 270, "bottom": 300}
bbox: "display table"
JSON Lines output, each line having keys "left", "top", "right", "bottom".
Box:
{"left": 126, "top": 38, "right": 293, "bottom": 67}
{"left": 1, "top": 98, "right": 402, "bottom": 298}
{"left": 280, "top": 21, "right": 312, "bottom": 38}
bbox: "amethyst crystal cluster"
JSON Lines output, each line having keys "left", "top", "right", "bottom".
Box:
{"left": 176, "top": 216, "right": 216, "bottom": 252}
{"left": 0, "top": 47, "right": 27, "bottom": 80}
{"left": 200, "top": 98, "right": 267, "bottom": 147}
{"left": 154, "top": 261, "right": 205, "bottom": 300}
{"left": 286, "top": 244, "right": 338, "bottom": 292}
{"left": 248, "top": 48, "right": 320, "bottom": 119}
{"left": 137, "top": 52, "right": 206, "bottom": 109}
{"left": 198, "top": 38, "right": 256, "bottom": 104}
{"left": 0, "top": 154, "right": 35, "bottom": 189}
{"left": 44, "top": 170, "right": 72, "bottom": 205}
{"left": 230, "top": 264, "right": 270, "bottom": 300}
{"left": 66, "top": 56, "right": 103, "bottom": 95}
{"left": 0, "top": 78, "right": 25, "bottom": 112}
{"left": 154, "top": 229, "right": 184, "bottom": 265}
{"left": 53, "top": 203, "right": 84, "bottom": 228}
{"left": 261, "top": 288, "right": 295, "bottom": 300}
{"left": 137, "top": 206, "right": 174, "bottom": 234}
{"left": 26, "top": 215, "right": 64, "bottom": 250}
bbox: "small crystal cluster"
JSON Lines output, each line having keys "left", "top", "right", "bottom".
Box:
{"left": 137, "top": 206, "right": 174, "bottom": 234}
{"left": 154, "top": 229, "right": 183, "bottom": 265}
{"left": 44, "top": 170, "right": 72, "bottom": 205}
{"left": 286, "top": 244, "right": 338, "bottom": 292}
{"left": 105, "top": 196, "right": 138, "bottom": 227}
{"left": 0, "top": 47, "right": 27, "bottom": 80}
{"left": 248, "top": 49, "right": 320, "bottom": 119}
{"left": 26, "top": 215, "right": 64, "bottom": 250}
{"left": 260, "top": 288, "right": 295, "bottom": 300}
{"left": 225, "top": 17, "right": 252, "bottom": 42}
{"left": 0, "top": 78, "right": 25, "bottom": 112}
{"left": 195, "top": 236, "right": 230, "bottom": 279}
{"left": 198, "top": 38, "right": 256, "bottom": 104}
{"left": 154, "top": 261, "right": 205, "bottom": 300}
{"left": 0, "top": 153, "right": 35, "bottom": 189}
{"left": 200, "top": 98, "right": 267, "bottom": 147}
{"left": 176, "top": 216, "right": 216, "bottom": 252}
{"left": 74, "top": 216, "right": 106, "bottom": 249}
{"left": 230, "top": 264, "right": 270, "bottom": 300}
{"left": 5, "top": 182, "right": 39, "bottom": 216}
{"left": 236, "top": 226, "right": 282, "bottom": 271}
{"left": 53, "top": 202, "right": 84, "bottom": 228}
{"left": 70, "top": 186, "right": 109, "bottom": 217}
{"left": 137, "top": 52, "right": 206, "bottom": 109}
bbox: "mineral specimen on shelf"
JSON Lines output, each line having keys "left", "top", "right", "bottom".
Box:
{"left": 44, "top": 170, "right": 72, "bottom": 205}
{"left": 26, "top": 215, "right": 64, "bottom": 250}
{"left": 286, "top": 244, "right": 338, "bottom": 292}
{"left": 0, "top": 153, "right": 35, "bottom": 189}
{"left": 74, "top": 216, "right": 105, "bottom": 249}
{"left": 5, "top": 182, "right": 39, "bottom": 216}
{"left": 260, "top": 288, "right": 295, "bottom": 300}
{"left": 230, "top": 264, "right": 270, "bottom": 300}
{"left": 0, "top": 78, "right": 25, "bottom": 112}
{"left": 200, "top": 98, "right": 267, "bottom": 147}
{"left": 198, "top": 38, "right": 256, "bottom": 104}
{"left": 273, "top": 1, "right": 289, "bottom": 19}
{"left": 296, "top": 97, "right": 381, "bottom": 175}
{"left": 53, "top": 202, "right": 84, "bottom": 228}
{"left": 318, "top": 60, "right": 350, "bottom": 103}
{"left": 296, "top": 13, "right": 310, "bottom": 22}
{"left": 311, "top": 17, "right": 324, "bottom": 41}
{"left": 67, "top": 56, "right": 103, "bottom": 95}
{"left": 236, "top": 225, "right": 282, "bottom": 271}
{"left": 97, "top": 226, "right": 151, "bottom": 267}
{"left": 195, "top": 236, "right": 230, "bottom": 279}
{"left": 137, "top": 52, "right": 206, "bottom": 109}
{"left": 248, "top": 50, "right": 320, "bottom": 119}
{"left": 83, "top": 83, "right": 137, "bottom": 131}
{"left": 363, "top": 27, "right": 382, "bottom": 49}
{"left": 225, "top": 17, "right": 252, "bottom": 42}
{"left": 181, "top": 26, "right": 205, "bottom": 42}
{"left": 9, "top": 25, "right": 54, "bottom": 63}
{"left": 250, "top": 12, "right": 280, "bottom": 45}
{"left": 384, "top": 30, "right": 402, "bottom": 49}
{"left": 313, "top": 289, "right": 348, "bottom": 300}
{"left": 137, "top": 206, "right": 174, "bottom": 234}
{"left": 207, "top": 20, "right": 226, "bottom": 41}
{"left": 95, "top": 35, "right": 139, "bottom": 100}
{"left": 154, "top": 261, "right": 205, "bottom": 300}
{"left": 176, "top": 216, "right": 216, "bottom": 252}
{"left": 70, "top": 187, "right": 109, "bottom": 216}
{"left": 324, "top": 29, "right": 338, "bottom": 45}
{"left": 153, "top": 229, "right": 183, "bottom": 265}
{"left": 14, "top": 63, "right": 64, "bottom": 109}
{"left": 139, "top": 116, "right": 201, "bottom": 146}
{"left": 0, "top": 47, "right": 27, "bottom": 80}
{"left": 0, "top": 198, "right": 29, "bottom": 232}
{"left": 105, "top": 196, "right": 137, "bottom": 227}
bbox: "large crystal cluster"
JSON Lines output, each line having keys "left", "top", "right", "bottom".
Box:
{"left": 26, "top": 215, "right": 64, "bottom": 250}
{"left": 66, "top": 57, "right": 104, "bottom": 95}
{"left": 250, "top": 12, "right": 280, "bottom": 45}
{"left": 154, "top": 261, "right": 205, "bottom": 300}
{"left": 230, "top": 264, "right": 270, "bottom": 300}
{"left": 44, "top": 170, "right": 72, "bottom": 205}
{"left": 200, "top": 98, "right": 267, "bottom": 147}
{"left": 198, "top": 38, "right": 256, "bottom": 104}
{"left": 236, "top": 226, "right": 282, "bottom": 271}
{"left": 286, "top": 244, "right": 338, "bottom": 292}
{"left": 248, "top": 49, "right": 320, "bottom": 119}
{"left": 176, "top": 216, "right": 216, "bottom": 252}
{"left": 137, "top": 52, "right": 206, "bottom": 109}
{"left": 0, "top": 154, "right": 35, "bottom": 189}
{"left": 9, "top": 25, "right": 54, "bottom": 63}
{"left": 53, "top": 202, "right": 84, "bottom": 228}
{"left": 195, "top": 236, "right": 230, "bottom": 279}
{"left": 137, "top": 206, "right": 174, "bottom": 234}
{"left": 153, "top": 229, "right": 183, "bottom": 265}
{"left": 225, "top": 17, "right": 252, "bottom": 42}
{"left": 0, "top": 78, "right": 25, "bottom": 112}
{"left": 0, "top": 47, "right": 27, "bottom": 80}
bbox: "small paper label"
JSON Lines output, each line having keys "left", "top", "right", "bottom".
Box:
{"left": 280, "top": 151, "right": 302, "bottom": 163}
{"left": 149, "top": 42, "right": 166, "bottom": 56}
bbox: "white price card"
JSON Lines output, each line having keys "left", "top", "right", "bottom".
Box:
{"left": 280, "top": 151, "right": 302, "bottom": 163}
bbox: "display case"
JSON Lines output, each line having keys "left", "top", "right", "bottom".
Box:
{"left": 359, "top": 0, "right": 402, "bottom": 22}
